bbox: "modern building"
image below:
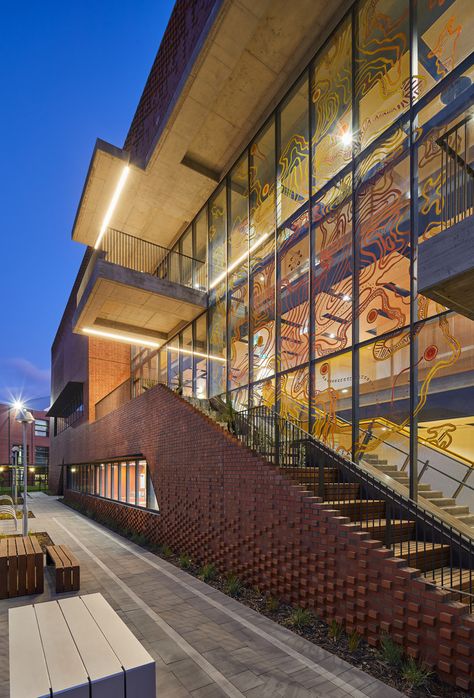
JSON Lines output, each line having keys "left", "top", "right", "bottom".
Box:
{"left": 49, "top": 0, "right": 474, "bottom": 689}
{"left": 0, "top": 403, "right": 50, "bottom": 489}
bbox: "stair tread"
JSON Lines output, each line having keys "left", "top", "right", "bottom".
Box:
{"left": 358, "top": 519, "right": 415, "bottom": 528}
{"left": 429, "top": 567, "right": 473, "bottom": 589}
{"left": 393, "top": 541, "right": 450, "bottom": 556}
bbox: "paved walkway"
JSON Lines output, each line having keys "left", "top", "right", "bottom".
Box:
{"left": 0, "top": 493, "right": 406, "bottom": 697}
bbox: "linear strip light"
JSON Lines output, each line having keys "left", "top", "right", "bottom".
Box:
{"left": 83, "top": 326, "right": 160, "bottom": 348}
{"left": 209, "top": 231, "right": 270, "bottom": 290}
{"left": 94, "top": 165, "right": 130, "bottom": 250}
{"left": 167, "top": 345, "right": 226, "bottom": 364}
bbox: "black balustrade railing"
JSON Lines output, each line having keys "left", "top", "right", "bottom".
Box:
{"left": 103, "top": 228, "right": 207, "bottom": 291}
{"left": 437, "top": 116, "right": 474, "bottom": 231}
{"left": 234, "top": 405, "right": 474, "bottom": 610}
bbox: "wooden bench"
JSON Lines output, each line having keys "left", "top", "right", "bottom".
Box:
{"left": 46, "top": 544, "right": 80, "bottom": 593}
{"left": 0, "top": 535, "right": 43, "bottom": 599}
{"left": 9, "top": 593, "right": 156, "bottom": 697}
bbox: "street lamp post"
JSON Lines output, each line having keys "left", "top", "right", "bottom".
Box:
{"left": 11, "top": 446, "right": 20, "bottom": 504}
{"left": 15, "top": 408, "right": 34, "bottom": 536}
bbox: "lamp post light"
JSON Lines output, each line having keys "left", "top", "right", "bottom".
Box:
{"left": 11, "top": 446, "right": 20, "bottom": 505}
{"left": 15, "top": 407, "right": 34, "bottom": 536}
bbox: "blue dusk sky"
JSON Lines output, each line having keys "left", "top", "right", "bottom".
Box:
{"left": 0, "top": 1, "right": 175, "bottom": 408}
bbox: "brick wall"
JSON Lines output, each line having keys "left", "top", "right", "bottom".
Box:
{"left": 87, "top": 338, "right": 130, "bottom": 422}
{"left": 124, "top": 0, "right": 219, "bottom": 162}
{"left": 54, "top": 384, "right": 474, "bottom": 691}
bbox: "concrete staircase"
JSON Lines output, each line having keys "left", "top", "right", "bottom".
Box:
{"left": 361, "top": 454, "right": 474, "bottom": 530}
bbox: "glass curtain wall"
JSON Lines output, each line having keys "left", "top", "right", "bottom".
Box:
{"left": 129, "top": 0, "right": 474, "bottom": 480}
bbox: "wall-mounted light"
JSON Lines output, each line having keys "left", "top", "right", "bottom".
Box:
{"left": 341, "top": 129, "right": 352, "bottom": 147}
{"left": 94, "top": 165, "right": 130, "bottom": 250}
{"left": 83, "top": 326, "right": 160, "bottom": 349}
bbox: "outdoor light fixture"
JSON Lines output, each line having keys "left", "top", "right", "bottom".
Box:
{"left": 166, "top": 345, "right": 226, "bottom": 364}
{"left": 15, "top": 406, "right": 34, "bottom": 536}
{"left": 12, "top": 400, "right": 24, "bottom": 411}
{"left": 209, "top": 232, "right": 270, "bottom": 290}
{"left": 82, "top": 327, "right": 160, "bottom": 349}
{"left": 342, "top": 294, "right": 351, "bottom": 302}
{"left": 94, "top": 165, "right": 130, "bottom": 250}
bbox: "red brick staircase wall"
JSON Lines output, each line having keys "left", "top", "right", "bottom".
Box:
{"left": 56, "top": 385, "right": 474, "bottom": 691}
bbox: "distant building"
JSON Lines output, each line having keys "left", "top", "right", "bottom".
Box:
{"left": 0, "top": 403, "right": 50, "bottom": 467}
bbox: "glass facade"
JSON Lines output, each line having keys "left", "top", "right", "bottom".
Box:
{"left": 129, "top": 0, "right": 474, "bottom": 482}
{"left": 67, "top": 459, "right": 159, "bottom": 511}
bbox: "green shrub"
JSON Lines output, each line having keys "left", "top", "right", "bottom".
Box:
{"left": 179, "top": 553, "right": 191, "bottom": 569}
{"left": 199, "top": 563, "right": 217, "bottom": 582}
{"left": 401, "top": 657, "right": 433, "bottom": 689}
{"left": 224, "top": 574, "right": 243, "bottom": 597}
{"left": 379, "top": 634, "right": 404, "bottom": 668}
{"left": 162, "top": 545, "right": 173, "bottom": 558}
{"left": 328, "top": 620, "right": 343, "bottom": 643}
{"left": 265, "top": 596, "right": 280, "bottom": 613}
{"left": 347, "top": 630, "right": 361, "bottom": 653}
{"left": 288, "top": 607, "right": 313, "bottom": 630}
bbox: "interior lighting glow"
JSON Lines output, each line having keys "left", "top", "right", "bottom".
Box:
{"left": 209, "top": 232, "right": 270, "bottom": 289}
{"left": 94, "top": 165, "right": 130, "bottom": 250}
{"left": 341, "top": 129, "right": 352, "bottom": 147}
{"left": 166, "top": 345, "right": 226, "bottom": 364}
{"left": 82, "top": 327, "right": 160, "bottom": 348}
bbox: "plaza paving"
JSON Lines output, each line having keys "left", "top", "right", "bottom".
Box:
{"left": 0, "top": 493, "right": 406, "bottom": 697}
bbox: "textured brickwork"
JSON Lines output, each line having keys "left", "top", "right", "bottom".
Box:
{"left": 87, "top": 338, "right": 130, "bottom": 422}
{"left": 124, "top": 0, "right": 218, "bottom": 161}
{"left": 54, "top": 384, "right": 474, "bottom": 691}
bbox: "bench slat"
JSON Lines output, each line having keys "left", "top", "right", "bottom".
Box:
{"left": 34, "top": 600, "right": 89, "bottom": 697}
{"left": 7, "top": 539, "right": 17, "bottom": 597}
{"left": 16, "top": 538, "right": 27, "bottom": 596}
{"left": 23, "top": 537, "right": 36, "bottom": 594}
{"left": 59, "top": 597, "right": 125, "bottom": 697}
{"left": 9, "top": 605, "right": 51, "bottom": 698}
{"left": 82, "top": 593, "right": 155, "bottom": 697}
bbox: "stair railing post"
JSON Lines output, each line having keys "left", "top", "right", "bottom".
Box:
{"left": 318, "top": 446, "right": 325, "bottom": 499}
{"left": 275, "top": 413, "right": 280, "bottom": 468}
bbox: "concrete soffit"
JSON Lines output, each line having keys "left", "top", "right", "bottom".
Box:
{"left": 71, "top": 0, "right": 352, "bottom": 254}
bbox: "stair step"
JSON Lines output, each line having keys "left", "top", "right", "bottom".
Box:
{"left": 298, "top": 482, "right": 360, "bottom": 500}
{"left": 456, "top": 514, "right": 474, "bottom": 526}
{"left": 440, "top": 505, "right": 470, "bottom": 516}
{"left": 419, "top": 490, "right": 445, "bottom": 499}
{"left": 325, "top": 499, "right": 386, "bottom": 519}
{"left": 370, "top": 464, "right": 398, "bottom": 473}
{"left": 393, "top": 541, "right": 451, "bottom": 572}
{"left": 357, "top": 519, "right": 416, "bottom": 543}
{"left": 283, "top": 467, "right": 338, "bottom": 483}
{"left": 428, "top": 567, "right": 474, "bottom": 604}
{"left": 425, "top": 497, "right": 456, "bottom": 507}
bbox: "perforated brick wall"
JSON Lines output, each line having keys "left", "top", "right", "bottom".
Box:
{"left": 54, "top": 384, "right": 474, "bottom": 691}
{"left": 124, "top": 0, "right": 218, "bottom": 162}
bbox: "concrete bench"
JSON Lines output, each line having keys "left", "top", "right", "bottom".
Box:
{"left": 46, "top": 544, "right": 80, "bottom": 592}
{"left": 9, "top": 593, "right": 156, "bottom": 697}
{"left": 0, "top": 536, "right": 43, "bottom": 599}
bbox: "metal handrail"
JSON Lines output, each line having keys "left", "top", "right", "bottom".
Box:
{"left": 103, "top": 228, "right": 207, "bottom": 291}
{"left": 435, "top": 115, "right": 473, "bottom": 231}
{"left": 234, "top": 404, "right": 474, "bottom": 609}
{"left": 311, "top": 408, "right": 474, "bottom": 500}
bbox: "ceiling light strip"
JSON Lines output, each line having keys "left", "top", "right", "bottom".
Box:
{"left": 209, "top": 231, "right": 270, "bottom": 290}
{"left": 94, "top": 165, "right": 130, "bottom": 250}
{"left": 167, "top": 345, "right": 226, "bottom": 364}
{"left": 82, "top": 326, "right": 160, "bottom": 348}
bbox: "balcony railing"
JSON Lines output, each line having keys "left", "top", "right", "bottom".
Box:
{"left": 437, "top": 116, "right": 474, "bottom": 231}
{"left": 103, "top": 228, "right": 207, "bottom": 291}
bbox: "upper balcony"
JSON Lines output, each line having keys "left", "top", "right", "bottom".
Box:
{"left": 73, "top": 228, "right": 207, "bottom": 346}
{"left": 418, "top": 116, "right": 474, "bottom": 319}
